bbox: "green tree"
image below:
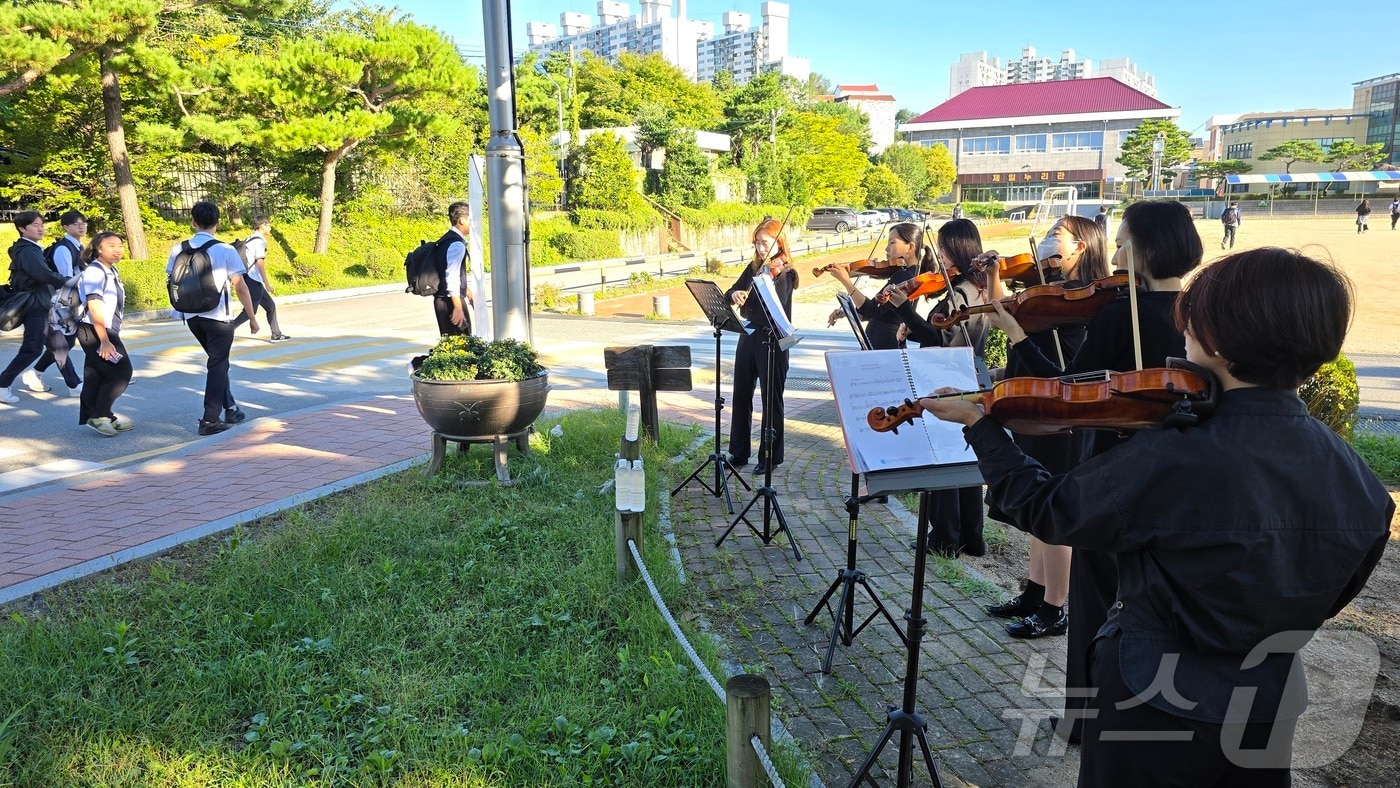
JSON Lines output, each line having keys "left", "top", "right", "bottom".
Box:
{"left": 1258, "top": 140, "right": 1326, "bottom": 173}
{"left": 1194, "top": 159, "right": 1252, "bottom": 192}
{"left": 923, "top": 144, "right": 957, "bottom": 203}
{"left": 810, "top": 99, "right": 872, "bottom": 157}
{"left": 780, "top": 111, "right": 866, "bottom": 206}
{"left": 1318, "top": 139, "right": 1387, "bottom": 194}
{"left": 183, "top": 10, "right": 474, "bottom": 253}
{"left": 1116, "top": 120, "right": 1193, "bottom": 185}
{"left": 723, "top": 72, "right": 793, "bottom": 166}
{"left": 569, "top": 131, "right": 636, "bottom": 211}
{"left": 862, "top": 164, "right": 908, "bottom": 207}
{"left": 878, "top": 142, "right": 955, "bottom": 205}
{"left": 574, "top": 52, "right": 721, "bottom": 132}
{"left": 657, "top": 131, "right": 713, "bottom": 209}
{"left": 633, "top": 101, "right": 675, "bottom": 192}
{"left": 519, "top": 125, "right": 563, "bottom": 210}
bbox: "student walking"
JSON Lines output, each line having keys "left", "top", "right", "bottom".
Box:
{"left": 28, "top": 209, "right": 87, "bottom": 396}
{"left": 166, "top": 201, "right": 260, "bottom": 435}
{"left": 231, "top": 215, "right": 290, "bottom": 341}
{"left": 1390, "top": 198, "right": 1399, "bottom": 230}
{"left": 74, "top": 232, "right": 134, "bottom": 436}
{"left": 1356, "top": 198, "right": 1371, "bottom": 233}
{"left": 431, "top": 202, "right": 475, "bottom": 336}
{"left": 1, "top": 212, "right": 68, "bottom": 404}
{"left": 1220, "top": 201, "right": 1241, "bottom": 249}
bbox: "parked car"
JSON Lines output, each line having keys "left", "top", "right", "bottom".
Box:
{"left": 857, "top": 210, "right": 885, "bottom": 228}
{"left": 874, "top": 207, "right": 900, "bottom": 222}
{"left": 805, "top": 206, "right": 861, "bottom": 233}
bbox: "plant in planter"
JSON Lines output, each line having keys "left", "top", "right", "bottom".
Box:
{"left": 410, "top": 335, "right": 551, "bottom": 440}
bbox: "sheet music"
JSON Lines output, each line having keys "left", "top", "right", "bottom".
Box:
{"left": 825, "top": 348, "right": 979, "bottom": 474}
{"left": 753, "top": 271, "right": 798, "bottom": 340}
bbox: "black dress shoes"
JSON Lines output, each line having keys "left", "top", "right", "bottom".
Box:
{"left": 223, "top": 406, "right": 247, "bottom": 424}
{"left": 1006, "top": 610, "right": 1068, "bottom": 639}
{"left": 986, "top": 594, "right": 1039, "bottom": 619}
{"left": 724, "top": 453, "right": 749, "bottom": 468}
{"left": 198, "top": 419, "right": 234, "bottom": 436}
{"left": 752, "top": 460, "right": 780, "bottom": 475}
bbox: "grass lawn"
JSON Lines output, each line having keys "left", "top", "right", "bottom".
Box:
{"left": 0, "top": 409, "right": 807, "bottom": 786}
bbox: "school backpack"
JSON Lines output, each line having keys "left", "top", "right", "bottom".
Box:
{"left": 404, "top": 239, "right": 442, "bottom": 297}
{"left": 48, "top": 265, "right": 114, "bottom": 336}
{"left": 230, "top": 237, "right": 250, "bottom": 271}
{"left": 1221, "top": 207, "right": 1238, "bottom": 225}
{"left": 43, "top": 236, "right": 80, "bottom": 274}
{"left": 167, "top": 239, "right": 225, "bottom": 313}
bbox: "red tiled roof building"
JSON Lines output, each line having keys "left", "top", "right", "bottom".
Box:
{"left": 899, "top": 77, "right": 1179, "bottom": 202}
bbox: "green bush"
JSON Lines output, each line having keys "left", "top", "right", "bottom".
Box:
{"left": 551, "top": 229, "right": 623, "bottom": 261}
{"left": 534, "top": 281, "right": 562, "bottom": 308}
{"left": 571, "top": 208, "right": 659, "bottom": 232}
{"left": 964, "top": 201, "right": 1005, "bottom": 219}
{"left": 1299, "top": 354, "right": 1359, "bottom": 440}
{"left": 118, "top": 258, "right": 174, "bottom": 313}
{"left": 288, "top": 252, "right": 339, "bottom": 289}
{"left": 672, "top": 203, "right": 810, "bottom": 231}
{"left": 415, "top": 334, "right": 544, "bottom": 382}
{"left": 984, "top": 327, "right": 1009, "bottom": 370}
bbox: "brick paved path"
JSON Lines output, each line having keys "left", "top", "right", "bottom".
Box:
{"left": 0, "top": 376, "right": 1081, "bottom": 786}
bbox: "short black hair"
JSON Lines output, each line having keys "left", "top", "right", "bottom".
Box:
{"left": 13, "top": 210, "right": 41, "bottom": 231}
{"left": 59, "top": 210, "right": 85, "bottom": 227}
{"left": 191, "top": 201, "right": 220, "bottom": 230}
{"left": 448, "top": 202, "right": 470, "bottom": 226}
{"left": 1121, "top": 200, "right": 1202, "bottom": 280}
{"left": 252, "top": 215, "right": 270, "bottom": 229}
{"left": 937, "top": 218, "right": 986, "bottom": 288}
{"left": 1175, "top": 248, "right": 1352, "bottom": 388}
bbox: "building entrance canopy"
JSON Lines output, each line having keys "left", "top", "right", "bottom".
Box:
{"left": 1224, "top": 171, "right": 1400, "bottom": 184}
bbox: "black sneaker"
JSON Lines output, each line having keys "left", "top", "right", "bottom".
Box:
{"left": 271, "top": 334, "right": 292, "bottom": 342}
{"left": 987, "top": 594, "right": 1039, "bottom": 619}
{"left": 223, "top": 407, "right": 246, "bottom": 424}
{"left": 1006, "top": 610, "right": 1068, "bottom": 639}
{"left": 198, "top": 419, "right": 234, "bottom": 436}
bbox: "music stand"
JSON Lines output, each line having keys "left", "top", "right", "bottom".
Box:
{"left": 715, "top": 273, "right": 801, "bottom": 560}
{"left": 835, "top": 291, "right": 872, "bottom": 350}
{"left": 672, "top": 279, "right": 752, "bottom": 513}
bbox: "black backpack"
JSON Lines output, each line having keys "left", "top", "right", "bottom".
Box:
{"left": 167, "top": 239, "right": 225, "bottom": 313}
{"left": 43, "top": 237, "right": 81, "bottom": 274}
{"left": 404, "top": 239, "right": 442, "bottom": 297}
{"left": 230, "top": 237, "right": 250, "bottom": 271}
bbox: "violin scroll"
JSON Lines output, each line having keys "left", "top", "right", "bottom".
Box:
{"left": 867, "top": 400, "right": 923, "bottom": 434}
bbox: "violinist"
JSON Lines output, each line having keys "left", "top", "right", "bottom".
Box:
{"left": 989, "top": 199, "right": 1202, "bottom": 743}
{"left": 822, "top": 222, "right": 931, "bottom": 349}
{"left": 918, "top": 248, "right": 1391, "bottom": 788}
{"left": 983, "top": 214, "right": 1110, "bottom": 643}
{"left": 884, "top": 219, "right": 990, "bottom": 558}
{"left": 724, "top": 218, "right": 798, "bottom": 475}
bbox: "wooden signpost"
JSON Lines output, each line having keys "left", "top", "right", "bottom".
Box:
{"left": 604, "top": 345, "right": 692, "bottom": 440}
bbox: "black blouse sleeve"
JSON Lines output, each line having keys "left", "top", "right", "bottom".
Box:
{"left": 894, "top": 300, "right": 943, "bottom": 346}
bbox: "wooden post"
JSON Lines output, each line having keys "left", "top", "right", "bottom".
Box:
{"left": 615, "top": 434, "right": 642, "bottom": 584}
{"left": 726, "top": 674, "right": 771, "bottom": 787}
{"left": 604, "top": 345, "right": 691, "bottom": 444}
{"left": 637, "top": 344, "right": 659, "bottom": 440}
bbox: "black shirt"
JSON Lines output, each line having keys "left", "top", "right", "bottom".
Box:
{"left": 966, "top": 387, "right": 1392, "bottom": 724}
{"left": 854, "top": 265, "right": 917, "bottom": 329}
{"left": 726, "top": 262, "right": 796, "bottom": 331}
{"left": 895, "top": 279, "right": 988, "bottom": 353}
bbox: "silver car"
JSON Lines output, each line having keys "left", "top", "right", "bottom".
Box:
{"left": 805, "top": 207, "right": 861, "bottom": 233}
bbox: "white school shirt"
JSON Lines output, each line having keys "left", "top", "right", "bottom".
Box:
{"left": 52, "top": 234, "right": 84, "bottom": 277}
{"left": 165, "top": 232, "right": 245, "bottom": 321}
{"left": 78, "top": 261, "right": 125, "bottom": 333}
{"left": 443, "top": 227, "right": 468, "bottom": 298}
{"left": 243, "top": 234, "right": 268, "bottom": 284}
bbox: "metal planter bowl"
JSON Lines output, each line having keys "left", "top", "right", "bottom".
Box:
{"left": 410, "top": 370, "right": 551, "bottom": 438}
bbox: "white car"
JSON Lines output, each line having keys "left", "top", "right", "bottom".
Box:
{"left": 857, "top": 210, "right": 885, "bottom": 228}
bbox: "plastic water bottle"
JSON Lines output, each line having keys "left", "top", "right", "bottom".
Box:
{"left": 630, "top": 458, "right": 646, "bottom": 512}
{"left": 625, "top": 403, "right": 640, "bottom": 442}
{"left": 614, "top": 458, "right": 630, "bottom": 512}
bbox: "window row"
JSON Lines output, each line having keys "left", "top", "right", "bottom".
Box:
{"left": 955, "top": 131, "right": 1108, "bottom": 155}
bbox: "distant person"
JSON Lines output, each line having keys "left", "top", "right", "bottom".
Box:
{"left": 1220, "top": 201, "right": 1241, "bottom": 250}
{"left": 231, "top": 215, "right": 290, "bottom": 342}
{"left": 1389, "top": 197, "right": 1399, "bottom": 230}
{"left": 952, "top": 202, "right": 965, "bottom": 220}
{"left": 1094, "top": 204, "right": 1109, "bottom": 233}
{"left": 432, "top": 202, "right": 475, "bottom": 336}
{"left": 1, "top": 211, "right": 68, "bottom": 405}
{"left": 74, "top": 232, "right": 134, "bottom": 436}
{"left": 1356, "top": 198, "right": 1371, "bottom": 234}
{"left": 29, "top": 209, "right": 86, "bottom": 396}
{"left": 166, "top": 201, "right": 259, "bottom": 435}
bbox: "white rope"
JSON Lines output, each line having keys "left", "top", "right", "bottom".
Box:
{"left": 750, "top": 734, "right": 787, "bottom": 788}
{"left": 627, "top": 538, "right": 727, "bottom": 703}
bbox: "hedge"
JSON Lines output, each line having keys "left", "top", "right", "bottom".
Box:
{"left": 1299, "top": 354, "right": 1360, "bottom": 440}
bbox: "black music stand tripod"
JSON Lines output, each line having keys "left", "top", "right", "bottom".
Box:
{"left": 715, "top": 284, "right": 801, "bottom": 560}
{"left": 804, "top": 472, "right": 907, "bottom": 674}
{"left": 672, "top": 279, "right": 752, "bottom": 513}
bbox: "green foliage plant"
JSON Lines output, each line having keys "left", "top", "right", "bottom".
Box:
{"left": 657, "top": 131, "right": 714, "bottom": 210}
{"left": 550, "top": 228, "right": 623, "bottom": 261}
{"left": 570, "top": 131, "right": 638, "bottom": 212}
{"left": 1353, "top": 435, "right": 1400, "bottom": 486}
{"left": 964, "top": 200, "right": 1005, "bottom": 219}
{"left": 1116, "top": 120, "right": 1194, "bottom": 183}
{"left": 984, "top": 328, "right": 1009, "bottom": 371}
{"left": 415, "top": 335, "right": 544, "bottom": 382}
{"left": 1299, "top": 354, "right": 1360, "bottom": 440}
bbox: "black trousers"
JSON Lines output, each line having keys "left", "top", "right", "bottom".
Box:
{"left": 34, "top": 328, "right": 81, "bottom": 388}
{"left": 232, "top": 278, "right": 281, "bottom": 335}
{"left": 864, "top": 319, "right": 903, "bottom": 351}
{"left": 74, "top": 323, "right": 132, "bottom": 423}
{"left": 728, "top": 330, "right": 788, "bottom": 465}
{"left": 1391, "top": 213, "right": 1398, "bottom": 230}
{"left": 1078, "top": 633, "right": 1293, "bottom": 788}
{"left": 1064, "top": 547, "right": 1119, "bottom": 739}
{"left": 433, "top": 296, "right": 471, "bottom": 336}
{"left": 0, "top": 308, "right": 49, "bottom": 388}
{"left": 927, "top": 485, "right": 986, "bottom": 557}
{"left": 187, "top": 316, "right": 237, "bottom": 422}
{"left": 1222, "top": 225, "right": 1237, "bottom": 248}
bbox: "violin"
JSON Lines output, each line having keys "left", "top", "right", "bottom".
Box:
{"left": 866, "top": 361, "right": 1218, "bottom": 437}
{"left": 978, "top": 251, "right": 1042, "bottom": 284}
{"left": 874, "top": 270, "right": 948, "bottom": 303}
{"left": 930, "top": 273, "right": 1130, "bottom": 333}
{"left": 813, "top": 259, "right": 905, "bottom": 279}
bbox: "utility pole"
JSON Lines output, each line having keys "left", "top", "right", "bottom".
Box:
{"left": 482, "top": 0, "right": 531, "bottom": 343}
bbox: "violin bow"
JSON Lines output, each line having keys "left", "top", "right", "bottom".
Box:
{"left": 1123, "top": 240, "right": 1145, "bottom": 371}
{"left": 1026, "top": 235, "right": 1068, "bottom": 369}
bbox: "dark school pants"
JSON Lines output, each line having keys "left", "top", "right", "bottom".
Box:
{"left": 35, "top": 328, "right": 81, "bottom": 388}
{"left": 0, "top": 308, "right": 49, "bottom": 388}
{"left": 727, "top": 330, "right": 788, "bottom": 465}
{"left": 74, "top": 322, "right": 132, "bottom": 423}
{"left": 187, "top": 316, "right": 237, "bottom": 422}
{"left": 1077, "top": 633, "right": 1293, "bottom": 788}
{"left": 433, "top": 295, "right": 471, "bottom": 336}
{"left": 1222, "top": 225, "right": 1237, "bottom": 248}
{"left": 232, "top": 278, "right": 281, "bottom": 335}
{"left": 1064, "top": 547, "right": 1119, "bottom": 740}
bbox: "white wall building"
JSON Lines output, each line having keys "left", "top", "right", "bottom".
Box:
{"left": 527, "top": 1, "right": 808, "bottom": 85}
{"left": 831, "top": 84, "right": 897, "bottom": 154}
{"left": 948, "top": 47, "right": 1157, "bottom": 98}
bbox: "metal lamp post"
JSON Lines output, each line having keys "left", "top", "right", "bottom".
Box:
{"left": 1151, "top": 132, "right": 1166, "bottom": 194}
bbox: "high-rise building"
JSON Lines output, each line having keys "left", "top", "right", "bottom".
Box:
{"left": 948, "top": 47, "right": 1156, "bottom": 98}
{"left": 526, "top": 1, "right": 809, "bottom": 86}
{"left": 1354, "top": 72, "right": 1400, "bottom": 165}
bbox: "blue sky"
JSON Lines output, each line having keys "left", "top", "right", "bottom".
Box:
{"left": 355, "top": 0, "right": 1384, "bottom": 134}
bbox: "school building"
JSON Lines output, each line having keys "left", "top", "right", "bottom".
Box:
{"left": 898, "top": 77, "right": 1178, "bottom": 203}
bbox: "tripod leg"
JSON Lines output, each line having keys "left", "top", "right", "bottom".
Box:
{"left": 822, "top": 574, "right": 859, "bottom": 673}
{"left": 914, "top": 727, "right": 945, "bottom": 788}
{"left": 771, "top": 494, "right": 801, "bottom": 560}
{"left": 847, "top": 722, "right": 899, "bottom": 788}
{"left": 717, "top": 489, "right": 762, "bottom": 547}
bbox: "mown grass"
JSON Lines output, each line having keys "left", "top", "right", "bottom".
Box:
{"left": 0, "top": 409, "right": 808, "bottom": 786}
{"left": 1355, "top": 434, "right": 1400, "bottom": 485}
